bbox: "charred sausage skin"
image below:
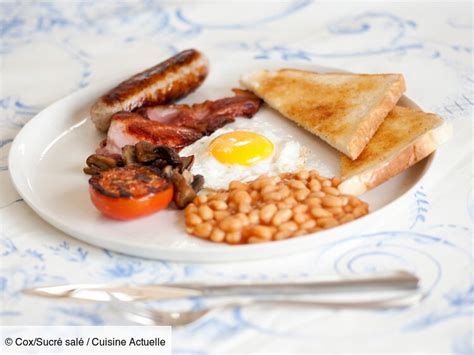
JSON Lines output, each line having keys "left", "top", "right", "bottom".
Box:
{"left": 91, "top": 49, "right": 209, "bottom": 132}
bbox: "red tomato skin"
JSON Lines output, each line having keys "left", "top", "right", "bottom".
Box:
{"left": 89, "top": 185, "right": 173, "bottom": 220}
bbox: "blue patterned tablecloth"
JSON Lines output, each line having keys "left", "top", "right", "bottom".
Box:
{"left": 1, "top": 1, "right": 473, "bottom": 353}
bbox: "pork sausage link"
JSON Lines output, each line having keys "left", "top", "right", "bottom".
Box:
{"left": 90, "top": 49, "right": 209, "bottom": 132}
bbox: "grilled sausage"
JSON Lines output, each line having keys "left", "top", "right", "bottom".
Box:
{"left": 90, "top": 49, "right": 209, "bottom": 132}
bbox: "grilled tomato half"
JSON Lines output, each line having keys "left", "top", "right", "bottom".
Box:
{"left": 88, "top": 166, "right": 173, "bottom": 220}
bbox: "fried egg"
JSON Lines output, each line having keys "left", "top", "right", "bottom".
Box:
{"left": 180, "top": 119, "right": 309, "bottom": 189}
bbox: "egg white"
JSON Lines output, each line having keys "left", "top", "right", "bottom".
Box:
{"left": 180, "top": 118, "right": 309, "bottom": 190}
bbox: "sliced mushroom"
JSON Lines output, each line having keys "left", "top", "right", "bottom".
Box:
{"left": 86, "top": 154, "right": 118, "bottom": 170}
{"left": 83, "top": 166, "right": 102, "bottom": 175}
{"left": 181, "top": 169, "right": 194, "bottom": 185}
{"left": 122, "top": 145, "right": 138, "bottom": 166}
{"left": 135, "top": 141, "right": 159, "bottom": 163}
{"left": 162, "top": 165, "right": 174, "bottom": 179}
{"left": 151, "top": 159, "right": 169, "bottom": 169}
{"left": 171, "top": 171, "right": 197, "bottom": 209}
{"left": 177, "top": 155, "right": 195, "bottom": 173}
{"left": 155, "top": 145, "right": 181, "bottom": 166}
{"left": 191, "top": 174, "right": 205, "bottom": 192}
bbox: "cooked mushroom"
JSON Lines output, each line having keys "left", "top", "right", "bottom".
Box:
{"left": 84, "top": 143, "right": 203, "bottom": 208}
{"left": 135, "top": 141, "right": 159, "bottom": 163}
{"left": 171, "top": 171, "right": 197, "bottom": 209}
{"left": 83, "top": 166, "right": 101, "bottom": 175}
{"left": 191, "top": 174, "right": 205, "bottom": 192}
{"left": 178, "top": 155, "right": 195, "bottom": 173}
{"left": 181, "top": 169, "right": 194, "bottom": 185}
{"left": 84, "top": 154, "right": 119, "bottom": 175}
{"left": 122, "top": 145, "right": 138, "bottom": 166}
{"left": 154, "top": 145, "right": 181, "bottom": 166}
{"left": 162, "top": 165, "right": 174, "bottom": 179}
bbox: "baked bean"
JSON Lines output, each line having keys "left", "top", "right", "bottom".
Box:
{"left": 309, "top": 191, "right": 325, "bottom": 198}
{"left": 279, "top": 221, "right": 298, "bottom": 233}
{"left": 269, "top": 176, "right": 281, "bottom": 184}
{"left": 327, "top": 207, "right": 343, "bottom": 216}
{"left": 232, "top": 190, "right": 251, "bottom": 204}
{"left": 246, "top": 225, "right": 274, "bottom": 240}
{"left": 293, "top": 213, "right": 310, "bottom": 224}
{"left": 278, "top": 186, "right": 291, "bottom": 198}
{"left": 296, "top": 171, "right": 310, "bottom": 180}
{"left": 292, "top": 229, "right": 308, "bottom": 237}
{"left": 195, "top": 195, "right": 207, "bottom": 205}
{"left": 235, "top": 213, "right": 250, "bottom": 227}
{"left": 294, "top": 188, "right": 310, "bottom": 201}
{"left": 249, "top": 189, "right": 258, "bottom": 200}
{"left": 305, "top": 197, "right": 322, "bottom": 207}
{"left": 353, "top": 205, "right": 368, "bottom": 218}
{"left": 184, "top": 170, "right": 369, "bottom": 245}
{"left": 248, "top": 236, "right": 267, "bottom": 243}
{"left": 300, "top": 219, "right": 316, "bottom": 230}
{"left": 321, "top": 179, "right": 332, "bottom": 187}
{"left": 225, "top": 231, "right": 241, "bottom": 244}
{"left": 293, "top": 204, "right": 308, "bottom": 214}
{"left": 317, "top": 217, "right": 339, "bottom": 229}
{"left": 341, "top": 196, "right": 349, "bottom": 206}
{"left": 248, "top": 210, "right": 260, "bottom": 224}
{"left": 272, "top": 209, "right": 293, "bottom": 225}
{"left": 274, "top": 230, "right": 292, "bottom": 240}
{"left": 185, "top": 203, "right": 197, "bottom": 215}
{"left": 250, "top": 176, "right": 271, "bottom": 190}
{"left": 263, "top": 191, "right": 284, "bottom": 201}
{"left": 289, "top": 180, "right": 306, "bottom": 190}
{"left": 210, "top": 228, "right": 225, "bottom": 242}
{"left": 343, "top": 205, "right": 353, "bottom": 213}
{"left": 260, "top": 204, "right": 277, "bottom": 223}
{"left": 214, "top": 210, "right": 230, "bottom": 221}
{"left": 261, "top": 184, "right": 277, "bottom": 195}
{"left": 198, "top": 205, "right": 213, "bottom": 221}
{"left": 208, "top": 200, "right": 228, "bottom": 211}
{"left": 212, "top": 192, "right": 229, "bottom": 201}
{"left": 194, "top": 222, "right": 212, "bottom": 238}
{"left": 186, "top": 213, "right": 202, "bottom": 226}
{"left": 309, "top": 179, "right": 321, "bottom": 191}
{"left": 310, "top": 207, "right": 332, "bottom": 218}
{"left": 238, "top": 202, "right": 251, "bottom": 214}
{"left": 349, "top": 195, "right": 362, "bottom": 207}
{"left": 339, "top": 214, "right": 354, "bottom": 224}
{"left": 322, "top": 195, "right": 344, "bottom": 207}
{"left": 308, "top": 227, "right": 323, "bottom": 233}
{"left": 322, "top": 186, "right": 340, "bottom": 196}
{"left": 283, "top": 196, "right": 297, "bottom": 207}
{"left": 219, "top": 216, "right": 242, "bottom": 232}
{"left": 229, "top": 180, "right": 248, "bottom": 190}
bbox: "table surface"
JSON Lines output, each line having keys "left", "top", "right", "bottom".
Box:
{"left": 1, "top": 1, "right": 472, "bottom": 353}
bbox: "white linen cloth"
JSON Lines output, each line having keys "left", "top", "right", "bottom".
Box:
{"left": 1, "top": 1, "right": 472, "bottom": 353}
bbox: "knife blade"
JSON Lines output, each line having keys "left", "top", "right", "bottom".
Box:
{"left": 22, "top": 270, "right": 418, "bottom": 302}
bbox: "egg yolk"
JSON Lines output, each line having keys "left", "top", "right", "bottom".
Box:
{"left": 209, "top": 131, "right": 274, "bottom": 166}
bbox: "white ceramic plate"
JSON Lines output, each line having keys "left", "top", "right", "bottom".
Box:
{"left": 9, "top": 60, "right": 434, "bottom": 262}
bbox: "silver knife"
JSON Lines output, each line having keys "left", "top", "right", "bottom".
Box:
{"left": 22, "top": 270, "right": 418, "bottom": 302}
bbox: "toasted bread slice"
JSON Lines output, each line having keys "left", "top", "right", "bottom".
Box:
{"left": 240, "top": 69, "right": 405, "bottom": 159}
{"left": 338, "top": 106, "right": 451, "bottom": 195}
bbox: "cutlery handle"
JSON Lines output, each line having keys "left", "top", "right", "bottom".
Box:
{"left": 194, "top": 271, "right": 419, "bottom": 296}
{"left": 220, "top": 291, "right": 425, "bottom": 310}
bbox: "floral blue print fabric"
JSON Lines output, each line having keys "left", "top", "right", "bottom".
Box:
{"left": 0, "top": 1, "right": 472, "bottom": 353}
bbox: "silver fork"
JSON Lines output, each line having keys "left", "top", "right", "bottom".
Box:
{"left": 110, "top": 292, "right": 426, "bottom": 326}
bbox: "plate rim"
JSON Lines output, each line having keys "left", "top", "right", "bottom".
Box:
{"left": 8, "top": 63, "right": 435, "bottom": 262}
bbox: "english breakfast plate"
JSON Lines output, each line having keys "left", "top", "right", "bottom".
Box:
{"left": 9, "top": 60, "right": 434, "bottom": 262}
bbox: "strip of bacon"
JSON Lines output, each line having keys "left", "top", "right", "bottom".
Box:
{"left": 98, "top": 89, "right": 262, "bottom": 155}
